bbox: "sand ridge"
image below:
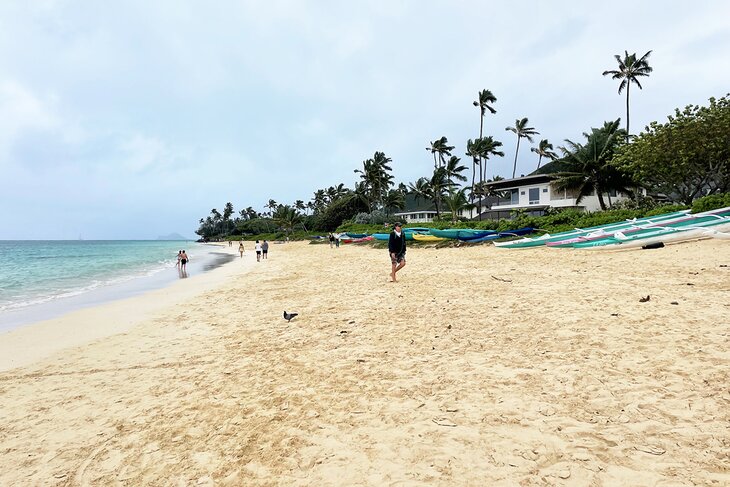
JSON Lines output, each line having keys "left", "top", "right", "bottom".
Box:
{"left": 0, "top": 239, "right": 728, "bottom": 485}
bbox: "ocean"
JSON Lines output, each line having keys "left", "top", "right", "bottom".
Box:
{"left": 0, "top": 240, "right": 234, "bottom": 331}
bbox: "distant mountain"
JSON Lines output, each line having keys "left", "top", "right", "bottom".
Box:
{"left": 157, "top": 232, "right": 188, "bottom": 241}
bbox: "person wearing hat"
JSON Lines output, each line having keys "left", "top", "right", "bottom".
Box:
{"left": 388, "top": 222, "right": 406, "bottom": 282}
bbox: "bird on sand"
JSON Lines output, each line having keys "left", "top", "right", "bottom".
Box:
{"left": 283, "top": 311, "right": 298, "bottom": 322}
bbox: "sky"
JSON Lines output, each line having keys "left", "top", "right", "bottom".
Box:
{"left": 1, "top": 0, "right": 729, "bottom": 239}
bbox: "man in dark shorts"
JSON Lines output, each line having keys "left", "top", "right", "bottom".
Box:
{"left": 262, "top": 240, "right": 269, "bottom": 259}
{"left": 388, "top": 222, "right": 406, "bottom": 282}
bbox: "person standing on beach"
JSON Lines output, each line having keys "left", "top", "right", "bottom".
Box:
{"left": 335, "top": 234, "right": 340, "bottom": 248}
{"left": 180, "top": 250, "right": 189, "bottom": 270}
{"left": 329, "top": 233, "right": 335, "bottom": 248}
{"left": 176, "top": 250, "right": 182, "bottom": 268}
{"left": 238, "top": 242, "right": 245, "bottom": 258}
{"left": 388, "top": 223, "right": 406, "bottom": 282}
{"left": 255, "top": 240, "right": 262, "bottom": 262}
{"left": 262, "top": 240, "right": 269, "bottom": 259}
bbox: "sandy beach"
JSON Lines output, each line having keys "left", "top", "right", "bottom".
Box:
{"left": 0, "top": 239, "right": 728, "bottom": 485}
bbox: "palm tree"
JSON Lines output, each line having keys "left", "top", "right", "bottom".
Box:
{"left": 602, "top": 50, "right": 653, "bottom": 140}
{"left": 552, "top": 120, "right": 635, "bottom": 210}
{"left": 465, "top": 138, "right": 482, "bottom": 210}
{"left": 355, "top": 151, "right": 394, "bottom": 211}
{"left": 473, "top": 89, "right": 497, "bottom": 138}
{"left": 426, "top": 137, "right": 455, "bottom": 169}
{"left": 473, "top": 89, "right": 497, "bottom": 188}
{"left": 467, "top": 137, "right": 505, "bottom": 219}
{"left": 272, "top": 205, "right": 301, "bottom": 236}
{"left": 444, "top": 156, "right": 468, "bottom": 187}
{"left": 382, "top": 189, "right": 405, "bottom": 215}
{"left": 408, "top": 167, "right": 448, "bottom": 218}
{"left": 531, "top": 139, "right": 558, "bottom": 170}
{"left": 442, "top": 188, "right": 473, "bottom": 223}
{"left": 505, "top": 118, "right": 539, "bottom": 178}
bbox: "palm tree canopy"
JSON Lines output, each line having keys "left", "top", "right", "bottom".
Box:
{"left": 473, "top": 89, "right": 497, "bottom": 116}
{"left": 552, "top": 119, "right": 635, "bottom": 209}
{"left": 426, "top": 136, "right": 455, "bottom": 167}
{"left": 505, "top": 117, "right": 539, "bottom": 143}
{"left": 444, "top": 156, "right": 468, "bottom": 185}
{"left": 602, "top": 50, "right": 653, "bottom": 93}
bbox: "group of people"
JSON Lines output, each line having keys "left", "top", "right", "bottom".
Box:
{"left": 175, "top": 250, "right": 189, "bottom": 269}
{"left": 254, "top": 240, "right": 269, "bottom": 262}
{"left": 328, "top": 233, "right": 340, "bottom": 248}
{"left": 235, "top": 240, "right": 270, "bottom": 262}
{"left": 176, "top": 250, "right": 189, "bottom": 278}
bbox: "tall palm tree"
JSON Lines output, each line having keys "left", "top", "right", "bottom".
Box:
{"left": 473, "top": 89, "right": 497, "bottom": 186}
{"left": 426, "top": 137, "right": 455, "bottom": 169}
{"left": 466, "top": 138, "right": 482, "bottom": 209}
{"left": 553, "top": 119, "right": 635, "bottom": 210}
{"left": 602, "top": 50, "right": 652, "bottom": 140}
{"left": 473, "top": 89, "right": 497, "bottom": 139}
{"left": 531, "top": 139, "right": 558, "bottom": 170}
{"left": 505, "top": 118, "right": 539, "bottom": 178}
{"left": 466, "top": 137, "right": 504, "bottom": 220}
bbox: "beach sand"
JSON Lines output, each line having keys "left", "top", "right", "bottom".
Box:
{"left": 0, "top": 240, "right": 728, "bottom": 485}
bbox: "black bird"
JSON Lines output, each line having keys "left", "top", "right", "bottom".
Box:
{"left": 283, "top": 311, "right": 298, "bottom": 322}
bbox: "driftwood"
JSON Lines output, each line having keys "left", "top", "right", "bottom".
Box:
{"left": 491, "top": 275, "right": 512, "bottom": 283}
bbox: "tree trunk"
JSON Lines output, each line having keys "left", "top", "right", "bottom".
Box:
{"left": 597, "top": 191, "right": 607, "bottom": 211}
{"left": 537, "top": 154, "right": 543, "bottom": 169}
{"left": 512, "top": 137, "right": 521, "bottom": 178}
{"left": 625, "top": 83, "right": 630, "bottom": 142}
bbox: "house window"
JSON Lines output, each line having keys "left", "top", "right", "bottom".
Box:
{"left": 608, "top": 189, "right": 617, "bottom": 197}
{"left": 529, "top": 188, "right": 540, "bottom": 204}
{"left": 510, "top": 189, "right": 519, "bottom": 204}
{"left": 542, "top": 188, "right": 548, "bottom": 193}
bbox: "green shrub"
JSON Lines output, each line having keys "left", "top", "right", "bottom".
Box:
{"left": 691, "top": 193, "right": 730, "bottom": 213}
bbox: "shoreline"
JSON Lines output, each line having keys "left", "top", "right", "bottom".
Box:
{"left": 0, "top": 243, "right": 250, "bottom": 371}
{"left": 0, "top": 240, "right": 728, "bottom": 484}
{"left": 0, "top": 243, "right": 236, "bottom": 333}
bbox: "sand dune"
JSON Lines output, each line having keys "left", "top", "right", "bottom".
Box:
{"left": 0, "top": 240, "right": 728, "bottom": 485}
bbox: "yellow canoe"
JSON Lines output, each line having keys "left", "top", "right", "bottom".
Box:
{"left": 412, "top": 234, "right": 446, "bottom": 242}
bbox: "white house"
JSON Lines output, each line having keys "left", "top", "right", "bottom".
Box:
{"left": 479, "top": 174, "right": 632, "bottom": 218}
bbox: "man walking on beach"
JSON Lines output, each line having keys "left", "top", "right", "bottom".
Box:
{"left": 255, "top": 240, "right": 262, "bottom": 262}
{"left": 262, "top": 240, "right": 269, "bottom": 259}
{"left": 388, "top": 222, "right": 406, "bottom": 282}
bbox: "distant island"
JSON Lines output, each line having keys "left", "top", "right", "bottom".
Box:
{"left": 156, "top": 233, "right": 188, "bottom": 241}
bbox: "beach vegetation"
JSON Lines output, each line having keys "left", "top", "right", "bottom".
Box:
{"left": 551, "top": 119, "right": 636, "bottom": 210}
{"left": 614, "top": 94, "right": 730, "bottom": 204}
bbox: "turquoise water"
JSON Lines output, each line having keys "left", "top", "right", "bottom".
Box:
{"left": 0, "top": 241, "right": 229, "bottom": 328}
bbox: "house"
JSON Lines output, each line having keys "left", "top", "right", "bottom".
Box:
{"left": 479, "top": 174, "right": 632, "bottom": 218}
{"left": 393, "top": 194, "right": 438, "bottom": 223}
{"left": 393, "top": 193, "right": 494, "bottom": 223}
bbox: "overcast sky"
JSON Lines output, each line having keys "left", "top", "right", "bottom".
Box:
{"left": 1, "top": 1, "right": 728, "bottom": 239}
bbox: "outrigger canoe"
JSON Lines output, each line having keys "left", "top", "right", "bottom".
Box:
{"left": 494, "top": 210, "right": 690, "bottom": 249}
{"left": 412, "top": 234, "right": 446, "bottom": 242}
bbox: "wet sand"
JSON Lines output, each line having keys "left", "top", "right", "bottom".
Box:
{"left": 0, "top": 239, "right": 728, "bottom": 485}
